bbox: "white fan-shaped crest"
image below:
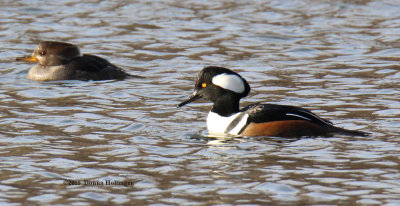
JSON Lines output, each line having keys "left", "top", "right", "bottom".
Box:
{"left": 212, "top": 73, "right": 245, "bottom": 93}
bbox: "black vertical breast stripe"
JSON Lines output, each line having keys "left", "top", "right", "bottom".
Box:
{"left": 224, "top": 113, "right": 249, "bottom": 134}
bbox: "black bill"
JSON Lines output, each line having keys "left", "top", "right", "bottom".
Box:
{"left": 177, "top": 93, "right": 201, "bottom": 107}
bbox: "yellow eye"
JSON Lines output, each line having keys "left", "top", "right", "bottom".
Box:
{"left": 201, "top": 83, "right": 207, "bottom": 88}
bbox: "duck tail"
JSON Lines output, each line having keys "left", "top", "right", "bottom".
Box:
{"left": 329, "top": 126, "right": 369, "bottom": 137}
{"left": 127, "top": 73, "right": 145, "bottom": 79}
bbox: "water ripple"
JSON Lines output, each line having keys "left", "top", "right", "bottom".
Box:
{"left": 0, "top": 0, "right": 399, "bottom": 205}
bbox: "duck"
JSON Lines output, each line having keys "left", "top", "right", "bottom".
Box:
{"left": 178, "top": 66, "right": 368, "bottom": 137}
{"left": 16, "top": 41, "right": 141, "bottom": 81}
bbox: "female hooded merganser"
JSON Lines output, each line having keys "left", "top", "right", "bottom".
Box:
{"left": 178, "top": 66, "right": 368, "bottom": 137}
{"left": 16, "top": 41, "right": 140, "bottom": 81}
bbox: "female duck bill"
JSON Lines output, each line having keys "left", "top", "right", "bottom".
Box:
{"left": 16, "top": 56, "right": 38, "bottom": 62}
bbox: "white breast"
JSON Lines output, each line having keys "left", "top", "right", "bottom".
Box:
{"left": 207, "top": 111, "right": 249, "bottom": 135}
{"left": 28, "top": 65, "right": 71, "bottom": 81}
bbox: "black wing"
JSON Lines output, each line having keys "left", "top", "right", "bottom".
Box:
{"left": 68, "top": 54, "right": 119, "bottom": 72}
{"left": 66, "top": 54, "right": 129, "bottom": 80}
{"left": 242, "top": 103, "right": 333, "bottom": 126}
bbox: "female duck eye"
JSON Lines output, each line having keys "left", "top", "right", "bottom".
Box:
{"left": 202, "top": 83, "right": 207, "bottom": 88}
{"left": 39, "top": 51, "right": 46, "bottom": 55}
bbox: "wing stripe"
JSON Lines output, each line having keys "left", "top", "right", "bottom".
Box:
{"left": 297, "top": 110, "right": 333, "bottom": 125}
{"left": 286, "top": 113, "right": 312, "bottom": 121}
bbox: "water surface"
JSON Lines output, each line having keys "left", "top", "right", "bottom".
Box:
{"left": 0, "top": 0, "right": 399, "bottom": 205}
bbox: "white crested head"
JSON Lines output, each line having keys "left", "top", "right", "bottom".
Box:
{"left": 211, "top": 73, "right": 245, "bottom": 93}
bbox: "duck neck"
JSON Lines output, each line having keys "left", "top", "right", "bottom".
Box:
{"left": 211, "top": 96, "right": 240, "bottom": 117}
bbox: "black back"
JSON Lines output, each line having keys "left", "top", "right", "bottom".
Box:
{"left": 66, "top": 54, "right": 129, "bottom": 80}
{"left": 242, "top": 103, "right": 333, "bottom": 126}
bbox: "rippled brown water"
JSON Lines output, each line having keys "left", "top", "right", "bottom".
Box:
{"left": 0, "top": 0, "right": 399, "bottom": 205}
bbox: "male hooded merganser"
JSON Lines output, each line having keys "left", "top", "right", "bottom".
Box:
{"left": 178, "top": 66, "right": 368, "bottom": 137}
{"left": 16, "top": 41, "right": 140, "bottom": 81}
